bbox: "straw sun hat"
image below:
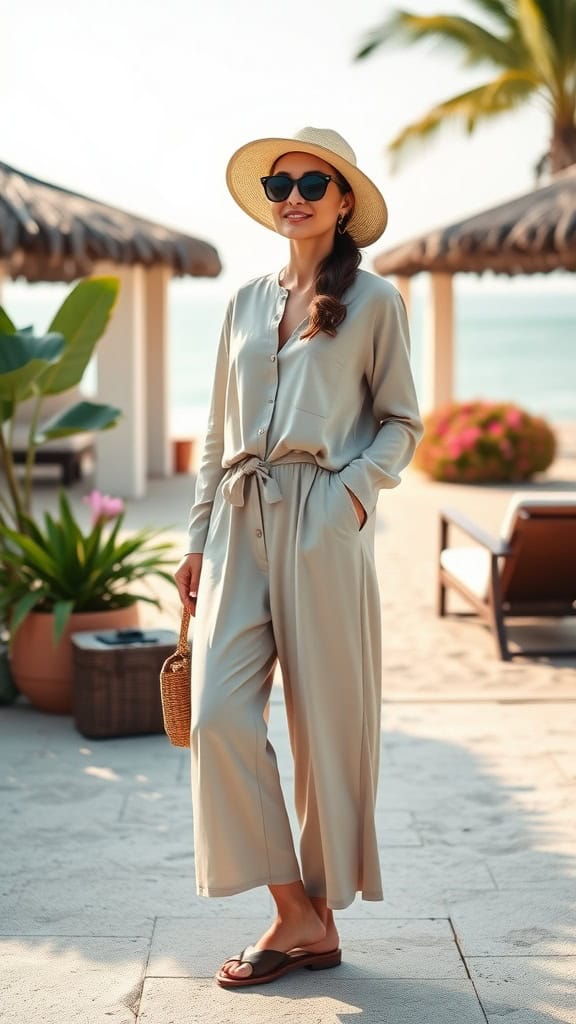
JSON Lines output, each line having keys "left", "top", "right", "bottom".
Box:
{"left": 225, "top": 126, "right": 388, "bottom": 248}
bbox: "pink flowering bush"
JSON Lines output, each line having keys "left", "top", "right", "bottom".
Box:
{"left": 414, "top": 399, "right": 557, "bottom": 483}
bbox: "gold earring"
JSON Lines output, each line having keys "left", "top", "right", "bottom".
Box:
{"left": 337, "top": 214, "right": 347, "bottom": 235}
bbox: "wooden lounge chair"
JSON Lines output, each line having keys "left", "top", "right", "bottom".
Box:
{"left": 11, "top": 387, "right": 94, "bottom": 485}
{"left": 438, "top": 492, "right": 576, "bottom": 660}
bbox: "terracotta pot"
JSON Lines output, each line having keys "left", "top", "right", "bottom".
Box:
{"left": 11, "top": 606, "right": 140, "bottom": 714}
{"left": 173, "top": 438, "right": 195, "bottom": 474}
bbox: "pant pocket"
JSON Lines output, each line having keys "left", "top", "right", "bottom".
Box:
{"left": 332, "top": 472, "right": 362, "bottom": 532}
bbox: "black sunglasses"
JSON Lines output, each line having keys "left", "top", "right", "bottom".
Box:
{"left": 260, "top": 172, "right": 348, "bottom": 203}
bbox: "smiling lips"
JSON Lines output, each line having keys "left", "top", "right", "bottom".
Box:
{"left": 284, "top": 212, "right": 311, "bottom": 222}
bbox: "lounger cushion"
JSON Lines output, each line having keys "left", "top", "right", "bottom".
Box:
{"left": 500, "top": 491, "right": 576, "bottom": 540}
{"left": 11, "top": 426, "right": 93, "bottom": 453}
{"left": 440, "top": 548, "right": 492, "bottom": 600}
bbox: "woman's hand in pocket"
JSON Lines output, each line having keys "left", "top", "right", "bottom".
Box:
{"left": 343, "top": 484, "right": 367, "bottom": 528}
{"left": 174, "top": 553, "right": 203, "bottom": 616}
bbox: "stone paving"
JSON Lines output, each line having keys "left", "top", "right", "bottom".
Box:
{"left": 1, "top": 430, "right": 576, "bottom": 1023}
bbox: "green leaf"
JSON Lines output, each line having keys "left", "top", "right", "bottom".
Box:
{"left": 53, "top": 600, "right": 76, "bottom": 644}
{"left": 41, "top": 277, "right": 120, "bottom": 394}
{"left": 83, "top": 518, "right": 105, "bottom": 567}
{"left": 0, "top": 523, "right": 60, "bottom": 579}
{"left": 10, "top": 590, "right": 45, "bottom": 634}
{"left": 34, "top": 400, "right": 122, "bottom": 443}
{"left": 0, "top": 397, "right": 14, "bottom": 424}
{"left": 57, "top": 489, "right": 82, "bottom": 543}
{"left": 0, "top": 306, "right": 16, "bottom": 335}
{"left": 0, "top": 331, "right": 65, "bottom": 399}
{"left": 18, "top": 513, "right": 47, "bottom": 547}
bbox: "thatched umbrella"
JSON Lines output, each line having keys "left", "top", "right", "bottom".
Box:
{"left": 372, "top": 165, "right": 576, "bottom": 413}
{"left": 0, "top": 159, "right": 223, "bottom": 495}
{"left": 0, "top": 159, "right": 221, "bottom": 282}
{"left": 375, "top": 164, "right": 576, "bottom": 278}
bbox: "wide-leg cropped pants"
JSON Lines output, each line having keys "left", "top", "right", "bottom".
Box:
{"left": 190, "top": 452, "right": 384, "bottom": 911}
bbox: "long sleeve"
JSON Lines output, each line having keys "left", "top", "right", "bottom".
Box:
{"left": 186, "top": 297, "right": 233, "bottom": 554}
{"left": 338, "top": 287, "right": 424, "bottom": 518}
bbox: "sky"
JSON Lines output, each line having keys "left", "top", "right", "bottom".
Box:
{"left": 2, "top": 0, "right": 572, "bottom": 297}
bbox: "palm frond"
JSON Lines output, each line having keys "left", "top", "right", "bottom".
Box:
{"left": 517, "top": 0, "right": 557, "bottom": 87}
{"left": 353, "top": 9, "right": 523, "bottom": 68}
{"left": 465, "top": 0, "right": 518, "bottom": 27}
{"left": 386, "top": 72, "right": 540, "bottom": 172}
{"left": 544, "top": 0, "right": 576, "bottom": 75}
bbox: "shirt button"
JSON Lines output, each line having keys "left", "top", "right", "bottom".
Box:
{"left": 270, "top": 354, "right": 276, "bottom": 362}
{"left": 256, "top": 528, "right": 262, "bottom": 538}
{"left": 258, "top": 427, "right": 265, "bottom": 435}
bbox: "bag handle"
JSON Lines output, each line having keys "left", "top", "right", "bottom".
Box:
{"left": 177, "top": 607, "right": 191, "bottom": 655}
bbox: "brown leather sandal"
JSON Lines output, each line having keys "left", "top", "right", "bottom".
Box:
{"left": 215, "top": 945, "right": 342, "bottom": 988}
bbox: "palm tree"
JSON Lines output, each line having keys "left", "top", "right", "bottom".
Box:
{"left": 353, "top": 0, "right": 576, "bottom": 180}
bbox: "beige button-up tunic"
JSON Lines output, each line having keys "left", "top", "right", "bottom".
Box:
{"left": 187, "top": 266, "right": 424, "bottom": 553}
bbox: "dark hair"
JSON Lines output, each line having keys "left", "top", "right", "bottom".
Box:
{"left": 302, "top": 193, "right": 361, "bottom": 339}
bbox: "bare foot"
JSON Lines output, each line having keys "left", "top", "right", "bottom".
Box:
{"left": 220, "top": 905, "right": 326, "bottom": 979}
{"left": 288, "top": 909, "right": 340, "bottom": 955}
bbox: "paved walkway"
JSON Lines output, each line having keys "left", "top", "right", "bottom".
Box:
{"left": 1, "top": 429, "right": 576, "bottom": 1022}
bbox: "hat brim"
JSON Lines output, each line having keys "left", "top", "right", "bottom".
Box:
{"left": 226, "top": 136, "right": 388, "bottom": 248}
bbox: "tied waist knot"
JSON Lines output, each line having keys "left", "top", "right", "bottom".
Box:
{"left": 221, "top": 456, "right": 284, "bottom": 507}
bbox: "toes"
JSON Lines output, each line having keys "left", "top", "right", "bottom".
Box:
{"left": 225, "top": 962, "right": 253, "bottom": 978}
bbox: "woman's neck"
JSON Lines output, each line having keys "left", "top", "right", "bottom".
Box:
{"left": 280, "top": 237, "right": 333, "bottom": 291}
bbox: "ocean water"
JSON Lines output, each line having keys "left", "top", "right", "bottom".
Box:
{"left": 168, "top": 287, "right": 576, "bottom": 435}
{"left": 4, "top": 281, "right": 575, "bottom": 436}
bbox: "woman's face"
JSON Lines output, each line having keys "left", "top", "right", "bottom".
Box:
{"left": 267, "top": 151, "right": 354, "bottom": 242}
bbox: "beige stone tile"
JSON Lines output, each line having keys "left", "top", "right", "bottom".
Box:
{"left": 467, "top": 955, "right": 576, "bottom": 1023}
{"left": 485, "top": 845, "right": 576, "bottom": 887}
{"left": 0, "top": 935, "right": 149, "bottom": 1024}
{"left": 448, "top": 889, "right": 576, "bottom": 956}
{"left": 137, "top": 976, "right": 486, "bottom": 1023}
{"left": 1, "top": 870, "right": 273, "bottom": 936}
{"left": 147, "top": 915, "right": 466, "bottom": 981}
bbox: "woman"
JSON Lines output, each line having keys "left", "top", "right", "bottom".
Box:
{"left": 174, "top": 126, "right": 424, "bottom": 989}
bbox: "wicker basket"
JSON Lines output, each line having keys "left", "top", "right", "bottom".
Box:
{"left": 72, "top": 628, "right": 178, "bottom": 738}
{"left": 159, "top": 608, "right": 191, "bottom": 748}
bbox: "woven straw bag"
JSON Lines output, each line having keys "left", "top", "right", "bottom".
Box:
{"left": 159, "top": 607, "right": 191, "bottom": 747}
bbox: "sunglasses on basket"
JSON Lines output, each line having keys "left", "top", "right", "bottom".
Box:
{"left": 260, "top": 172, "right": 348, "bottom": 203}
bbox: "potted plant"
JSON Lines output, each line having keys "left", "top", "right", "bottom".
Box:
{"left": 0, "top": 275, "right": 177, "bottom": 712}
{"left": 0, "top": 489, "right": 177, "bottom": 713}
{"left": 0, "top": 275, "right": 125, "bottom": 707}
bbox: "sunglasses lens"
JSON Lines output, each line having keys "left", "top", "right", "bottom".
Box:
{"left": 263, "top": 176, "right": 293, "bottom": 202}
{"left": 262, "top": 173, "right": 331, "bottom": 202}
{"left": 299, "top": 174, "right": 330, "bottom": 200}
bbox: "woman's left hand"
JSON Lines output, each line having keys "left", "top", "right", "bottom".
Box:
{"left": 343, "top": 484, "right": 367, "bottom": 528}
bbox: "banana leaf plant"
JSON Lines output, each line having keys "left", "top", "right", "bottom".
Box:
{"left": 0, "top": 276, "right": 122, "bottom": 533}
